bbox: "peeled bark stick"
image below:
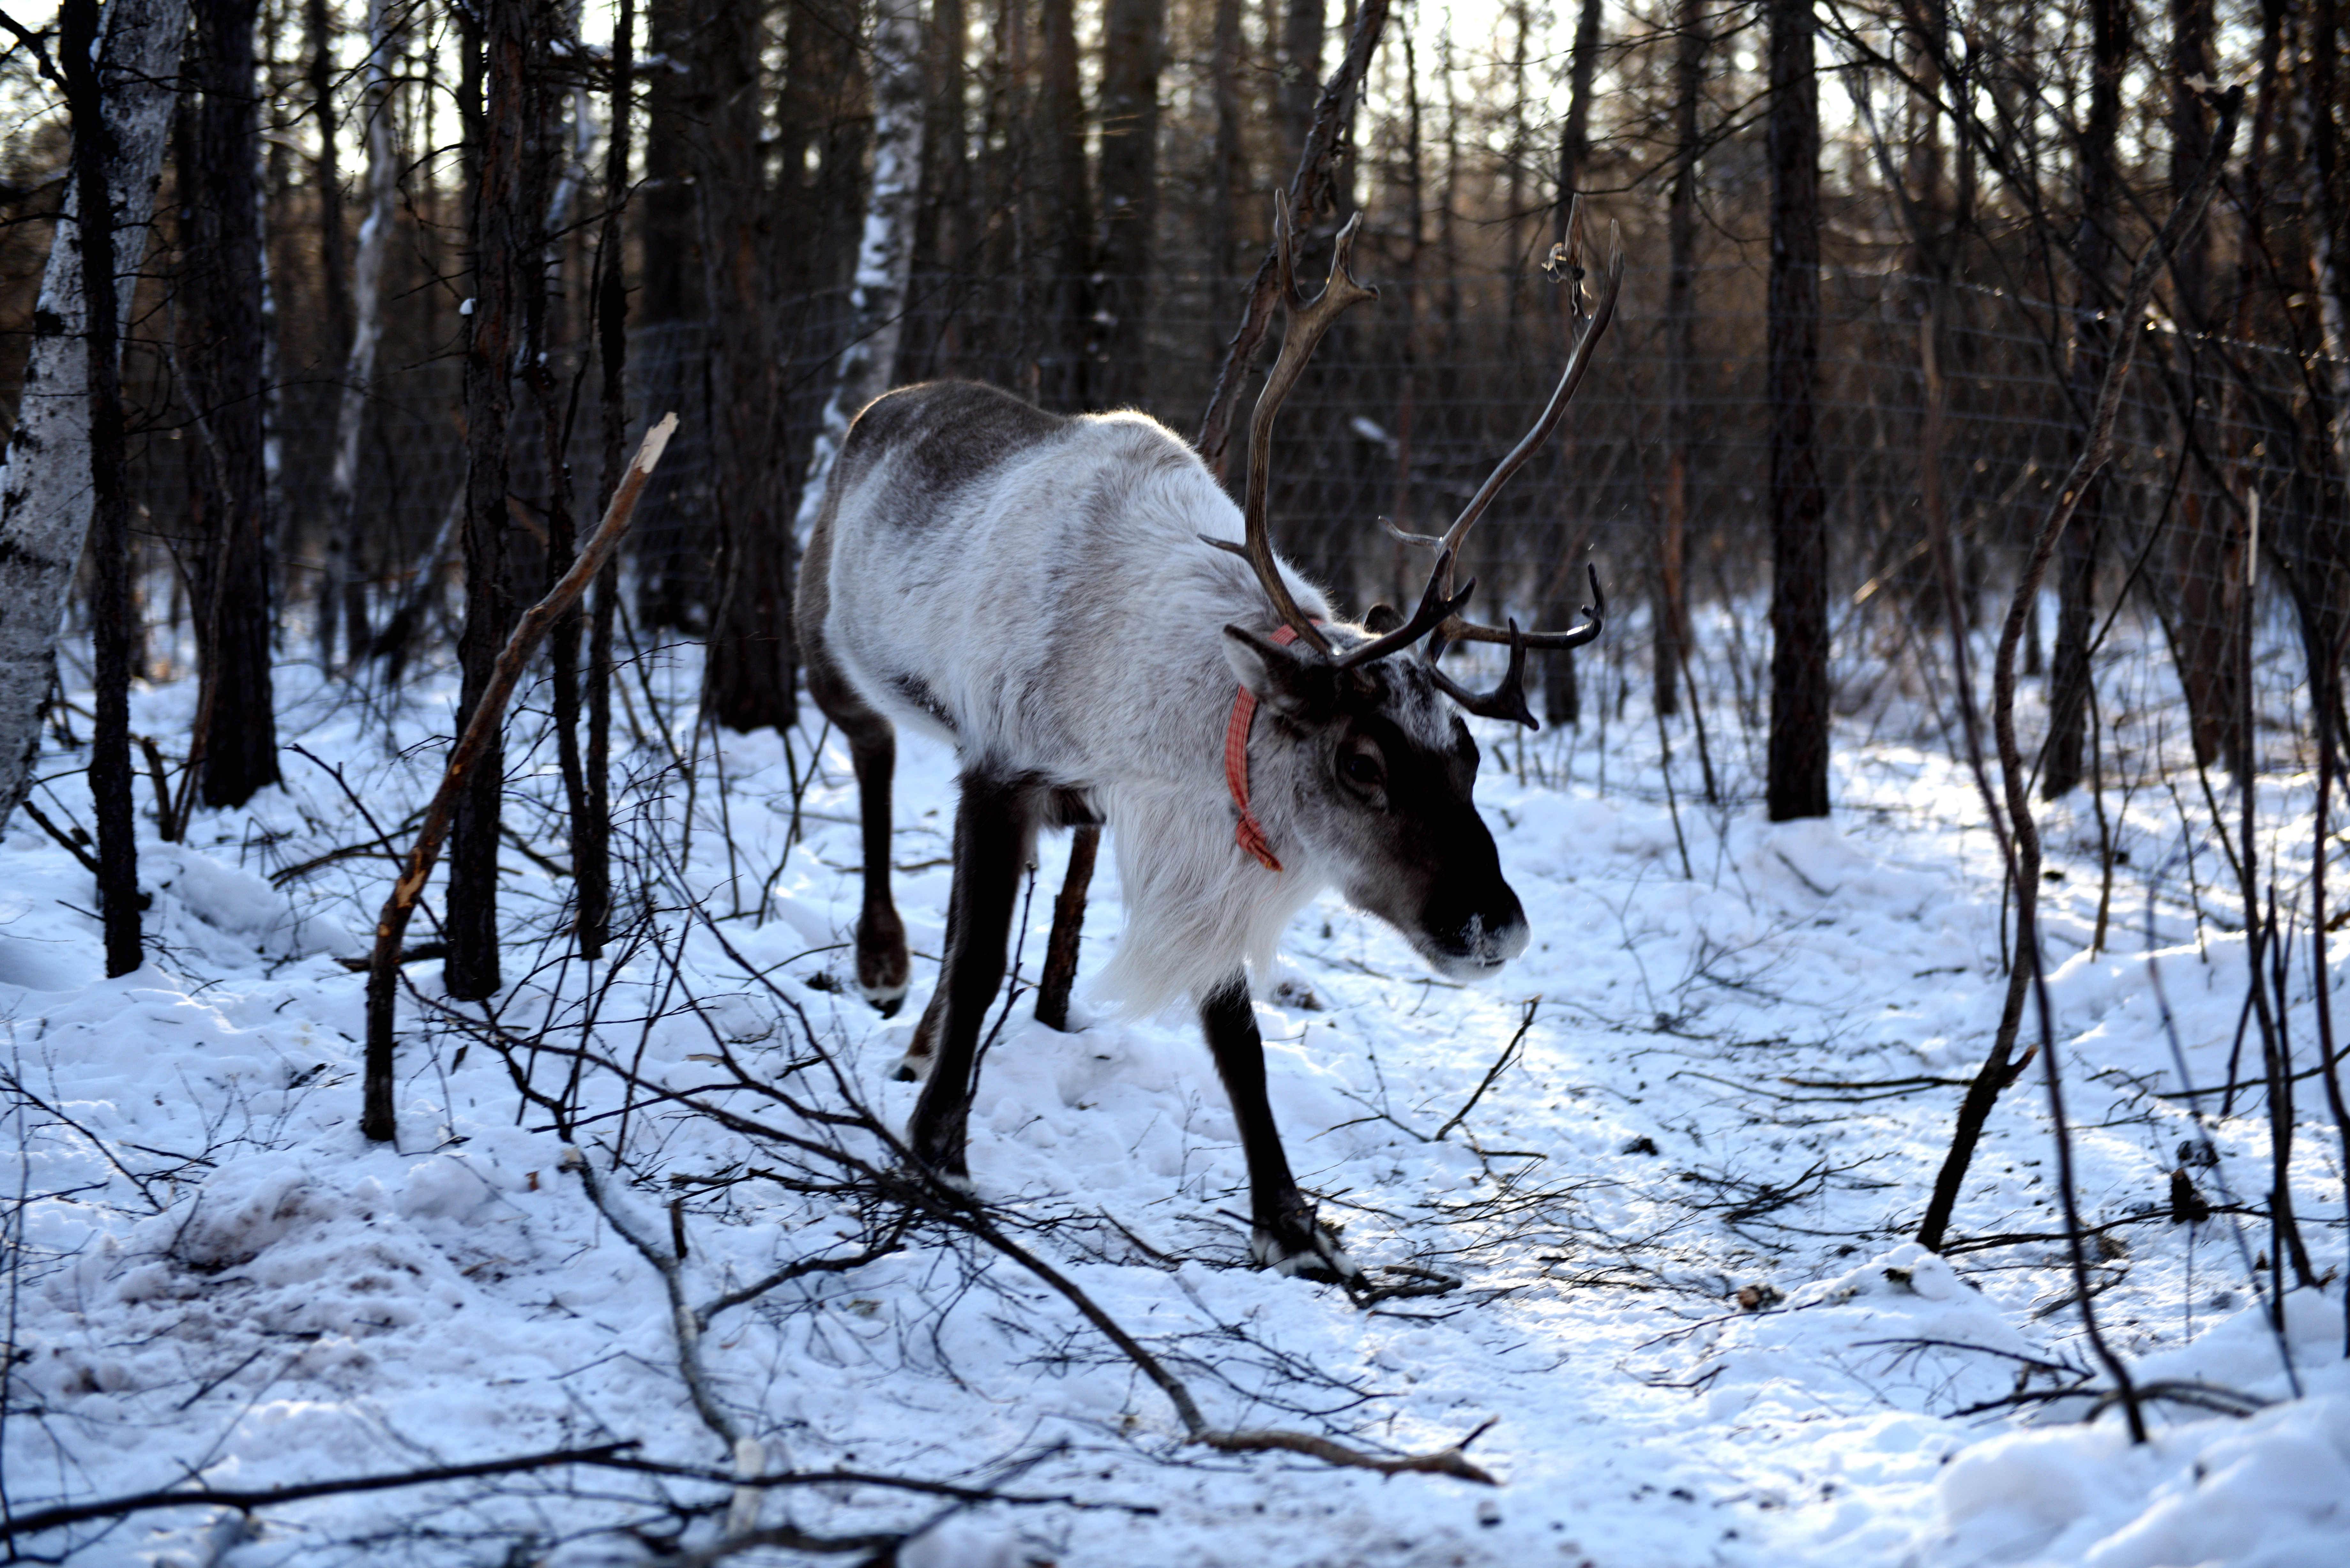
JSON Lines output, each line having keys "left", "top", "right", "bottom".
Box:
{"left": 362, "top": 415, "right": 677, "bottom": 1143}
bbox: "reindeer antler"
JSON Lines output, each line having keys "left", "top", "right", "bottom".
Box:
{"left": 1215, "top": 196, "right": 1624, "bottom": 730}
{"left": 1230, "top": 196, "right": 1379, "bottom": 657}
{"left": 1408, "top": 198, "right": 1623, "bottom": 726}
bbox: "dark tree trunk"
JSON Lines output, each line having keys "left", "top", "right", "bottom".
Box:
{"left": 306, "top": 0, "right": 348, "bottom": 364}
{"left": 632, "top": 0, "right": 702, "bottom": 631}
{"left": 700, "top": 0, "right": 796, "bottom": 734}
{"left": 1206, "top": 0, "right": 1247, "bottom": 311}
{"left": 1035, "top": 0, "right": 1092, "bottom": 409}
{"left": 910, "top": 0, "right": 971, "bottom": 376}
{"left": 527, "top": 13, "right": 585, "bottom": 876}
{"left": 2171, "top": 0, "right": 2239, "bottom": 771}
{"left": 188, "top": 0, "right": 281, "bottom": 811}
{"left": 1094, "top": 0, "right": 1164, "bottom": 411}
{"left": 580, "top": 0, "right": 633, "bottom": 962}
{"left": 65, "top": 0, "right": 140, "bottom": 976}
{"left": 1765, "top": 0, "right": 1828, "bottom": 821}
{"left": 445, "top": 0, "right": 543, "bottom": 1002}
{"left": 2043, "top": 0, "right": 2130, "bottom": 800}
{"left": 1658, "top": 0, "right": 1701, "bottom": 720}
{"left": 1279, "top": 0, "right": 1324, "bottom": 174}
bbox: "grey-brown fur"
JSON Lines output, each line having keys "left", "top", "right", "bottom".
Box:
{"left": 795, "top": 379, "right": 1529, "bottom": 1282}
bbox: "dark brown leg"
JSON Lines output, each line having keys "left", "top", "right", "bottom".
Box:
{"left": 1198, "top": 974, "right": 1362, "bottom": 1284}
{"left": 803, "top": 650, "right": 910, "bottom": 1014}
{"left": 893, "top": 808, "right": 963, "bottom": 1081}
{"left": 905, "top": 768, "right": 1037, "bottom": 1185}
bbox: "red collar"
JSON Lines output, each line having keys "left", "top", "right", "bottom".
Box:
{"left": 1225, "top": 625, "right": 1306, "bottom": 871}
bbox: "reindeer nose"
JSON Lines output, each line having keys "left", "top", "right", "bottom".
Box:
{"left": 1424, "top": 881, "right": 1528, "bottom": 976}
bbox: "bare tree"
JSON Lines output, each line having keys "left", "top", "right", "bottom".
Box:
{"left": 1659, "top": 0, "right": 1700, "bottom": 720}
{"left": 1035, "top": 0, "right": 1092, "bottom": 408}
{"left": 1094, "top": 0, "right": 1166, "bottom": 410}
{"left": 320, "top": 0, "right": 401, "bottom": 666}
{"left": 0, "top": 0, "right": 188, "bottom": 841}
{"left": 2041, "top": 0, "right": 2130, "bottom": 801}
{"left": 186, "top": 0, "right": 281, "bottom": 810}
{"left": 792, "top": 0, "right": 930, "bottom": 536}
{"left": 446, "top": 0, "right": 551, "bottom": 1001}
{"left": 1766, "top": 0, "right": 1828, "bottom": 821}
{"left": 700, "top": 0, "right": 796, "bottom": 734}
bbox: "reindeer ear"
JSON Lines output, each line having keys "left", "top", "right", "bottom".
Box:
{"left": 1363, "top": 603, "right": 1403, "bottom": 634}
{"left": 1223, "top": 626, "right": 1331, "bottom": 720}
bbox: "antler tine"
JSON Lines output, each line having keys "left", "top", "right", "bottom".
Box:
{"left": 1442, "top": 563, "right": 1607, "bottom": 652}
{"left": 1238, "top": 197, "right": 1380, "bottom": 655}
{"left": 1430, "top": 622, "right": 1539, "bottom": 729}
{"left": 1328, "top": 549, "right": 1478, "bottom": 669}
{"left": 1435, "top": 210, "right": 1624, "bottom": 571}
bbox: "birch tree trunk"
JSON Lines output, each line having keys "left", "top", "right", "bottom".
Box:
{"left": 0, "top": 0, "right": 190, "bottom": 839}
{"left": 1543, "top": 0, "right": 1604, "bottom": 727}
{"left": 320, "top": 0, "right": 402, "bottom": 666}
{"left": 793, "top": 0, "right": 928, "bottom": 537}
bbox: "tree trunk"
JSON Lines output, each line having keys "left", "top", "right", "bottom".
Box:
{"left": 1035, "top": 0, "right": 1091, "bottom": 409}
{"left": 445, "top": 0, "right": 543, "bottom": 1002}
{"left": 0, "top": 0, "right": 187, "bottom": 839}
{"left": 792, "top": 0, "right": 929, "bottom": 538}
{"left": 1279, "top": 0, "right": 1324, "bottom": 176}
{"left": 2042, "top": 0, "right": 2130, "bottom": 800}
{"left": 1659, "top": 0, "right": 1701, "bottom": 721}
{"left": 2170, "top": 0, "right": 2238, "bottom": 771}
{"left": 321, "top": 0, "right": 400, "bottom": 667}
{"left": 1542, "top": 0, "right": 1605, "bottom": 725}
{"left": 1206, "top": 0, "right": 1247, "bottom": 318}
{"left": 187, "top": 0, "right": 281, "bottom": 811}
{"left": 1765, "top": 0, "right": 1829, "bottom": 822}
{"left": 699, "top": 0, "right": 796, "bottom": 734}
{"left": 580, "top": 0, "right": 634, "bottom": 961}
{"left": 1094, "top": 0, "right": 1165, "bottom": 411}
{"left": 60, "top": 0, "right": 141, "bottom": 976}
{"left": 631, "top": 0, "right": 703, "bottom": 631}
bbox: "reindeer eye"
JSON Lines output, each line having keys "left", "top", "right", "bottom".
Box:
{"left": 1339, "top": 747, "right": 1385, "bottom": 790}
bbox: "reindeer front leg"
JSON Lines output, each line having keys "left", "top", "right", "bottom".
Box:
{"left": 904, "top": 768, "right": 1037, "bottom": 1188}
{"left": 1198, "top": 976, "right": 1363, "bottom": 1285}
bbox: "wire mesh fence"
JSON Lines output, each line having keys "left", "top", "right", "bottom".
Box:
{"left": 92, "top": 257, "right": 2333, "bottom": 706}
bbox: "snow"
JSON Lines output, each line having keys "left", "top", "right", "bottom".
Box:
{"left": 2, "top": 624, "right": 2345, "bottom": 1566}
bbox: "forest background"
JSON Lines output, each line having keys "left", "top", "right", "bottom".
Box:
{"left": 2, "top": 0, "right": 2349, "bottom": 1561}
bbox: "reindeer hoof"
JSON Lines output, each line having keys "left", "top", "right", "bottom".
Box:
{"left": 890, "top": 1047, "right": 932, "bottom": 1083}
{"left": 859, "top": 978, "right": 909, "bottom": 1018}
{"left": 895, "top": 1158, "right": 977, "bottom": 1204}
{"left": 1250, "top": 1214, "right": 1364, "bottom": 1288}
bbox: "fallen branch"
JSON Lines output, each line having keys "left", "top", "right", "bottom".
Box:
{"left": 17, "top": 796, "right": 99, "bottom": 876}
{"left": 0, "top": 1443, "right": 641, "bottom": 1542}
{"left": 361, "top": 413, "right": 675, "bottom": 1143}
{"left": 677, "top": 906, "right": 1503, "bottom": 1485}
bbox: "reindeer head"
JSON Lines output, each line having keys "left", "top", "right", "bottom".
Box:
{"left": 1213, "top": 196, "right": 1625, "bottom": 980}
{"left": 1222, "top": 619, "right": 1530, "bottom": 976}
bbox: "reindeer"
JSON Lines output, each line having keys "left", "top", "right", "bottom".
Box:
{"left": 796, "top": 201, "right": 1623, "bottom": 1284}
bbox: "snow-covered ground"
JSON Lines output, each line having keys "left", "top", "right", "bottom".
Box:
{"left": 3, "top": 621, "right": 2345, "bottom": 1567}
